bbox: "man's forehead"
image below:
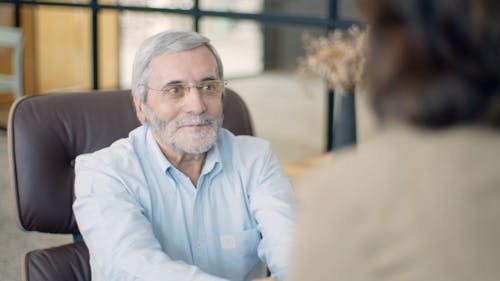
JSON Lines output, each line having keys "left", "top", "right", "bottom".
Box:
{"left": 148, "top": 47, "right": 218, "bottom": 82}
{"left": 152, "top": 46, "right": 215, "bottom": 64}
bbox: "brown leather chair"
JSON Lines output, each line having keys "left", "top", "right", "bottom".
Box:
{"left": 8, "top": 89, "right": 254, "bottom": 281}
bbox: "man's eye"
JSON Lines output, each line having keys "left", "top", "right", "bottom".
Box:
{"left": 164, "top": 86, "right": 181, "bottom": 94}
{"left": 201, "top": 83, "right": 215, "bottom": 91}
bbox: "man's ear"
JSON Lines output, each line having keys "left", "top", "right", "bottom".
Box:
{"left": 133, "top": 95, "right": 147, "bottom": 124}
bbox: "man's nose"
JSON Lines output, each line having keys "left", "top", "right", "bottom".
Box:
{"left": 182, "top": 87, "right": 207, "bottom": 114}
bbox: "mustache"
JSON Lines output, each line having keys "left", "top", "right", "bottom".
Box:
{"left": 174, "top": 114, "right": 218, "bottom": 128}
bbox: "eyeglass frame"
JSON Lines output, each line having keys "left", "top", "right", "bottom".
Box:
{"left": 140, "top": 80, "right": 228, "bottom": 100}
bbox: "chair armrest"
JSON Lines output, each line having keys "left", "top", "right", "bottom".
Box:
{"left": 23, "top": 241, "right": 90, "bottom": 281}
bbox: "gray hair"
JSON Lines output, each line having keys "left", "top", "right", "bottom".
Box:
{"left": 131, "top": 30, "right": 224, "bottom": 101}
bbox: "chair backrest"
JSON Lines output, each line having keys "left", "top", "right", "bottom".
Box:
{"left": 8, "top": 89, "right": 254, "bottom": 281}
{"left": 0, "top": 26, "right": 23, "bottom": 98}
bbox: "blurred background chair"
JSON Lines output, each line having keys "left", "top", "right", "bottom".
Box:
{"left": 0, "top": 26, "right": 23, "bottom": 99}
{"left": 8, "top": 89, "right": 253, "bottom": 281}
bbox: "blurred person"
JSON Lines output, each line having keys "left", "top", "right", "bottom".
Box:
{"left": 73, "top": 30, "right": 295, "bottom": 281}
{"left": 289, "top": 0, "right": 500, "bottom": 280}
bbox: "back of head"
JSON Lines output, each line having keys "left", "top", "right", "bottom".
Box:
{"left": 131, "top": 30, "right": 224, "bottom": 101}
{"left": 359, "top": 0, "right": 500, "bottom": 128}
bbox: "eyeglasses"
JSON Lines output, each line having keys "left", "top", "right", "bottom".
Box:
{"left": 143, "top": 80, "right": 227, "bottom": 100}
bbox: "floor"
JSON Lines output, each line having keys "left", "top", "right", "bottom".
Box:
{"left": 0, "top": 72, "right": 328, "bottom": 280}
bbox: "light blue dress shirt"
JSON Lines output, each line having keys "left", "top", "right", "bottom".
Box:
{"left": 73, "top": 125, "right": 296, "bottom": 281}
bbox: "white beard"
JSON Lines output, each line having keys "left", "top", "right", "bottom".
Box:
{"left": 143, "top": 106, "right": 223, "bottom": 154}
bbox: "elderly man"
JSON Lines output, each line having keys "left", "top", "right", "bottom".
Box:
{"left": 73, "top": 30, "right": 295, "bottom": 281}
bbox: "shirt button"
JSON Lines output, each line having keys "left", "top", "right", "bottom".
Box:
{"left": 195, "top": 241, "right": 203, "bottom": 249}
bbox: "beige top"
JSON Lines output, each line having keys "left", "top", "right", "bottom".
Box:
{"left": 290, "top": 125, "right": 500, "bottom": 281}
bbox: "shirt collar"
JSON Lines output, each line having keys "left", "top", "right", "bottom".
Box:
{"left": 202, "top": 138, "right": 223, "bottom": 177}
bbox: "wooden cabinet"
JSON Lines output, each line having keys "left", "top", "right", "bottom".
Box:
{"left": 0, "top": 4, "right": 119, "bottom": 96}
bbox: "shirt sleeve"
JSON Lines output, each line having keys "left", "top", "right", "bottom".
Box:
{"left": 249, "top": 147, "right": 297, "bottom": 281}
{"left": 73, "top": 155, "right": 229, "bottom": 281}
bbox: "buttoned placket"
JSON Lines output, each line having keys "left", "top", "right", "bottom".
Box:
{"left": 189, "top": 164, "right": 221, "bottom": 268}
{"left": 164, "top": 148, "right": 222, "bottom": 266}
{"left": 190, "top": 171, "right": 210, "bottom": 266}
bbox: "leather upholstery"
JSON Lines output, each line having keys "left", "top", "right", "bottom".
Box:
{"left": 8, "top": 89, "right": 253, "bottom": 281}
{"left": 222, "top": 89, "right": 254, "bottom": 136}
{"left": 23, "top": 242, "right": 90, "bottom": 281}
{"left": 10, "top": 90, "right": 139, "bottom": 234}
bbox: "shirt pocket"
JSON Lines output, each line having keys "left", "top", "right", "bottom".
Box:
{"left": 220, "top": 228, "right": 261, "bottom": 279}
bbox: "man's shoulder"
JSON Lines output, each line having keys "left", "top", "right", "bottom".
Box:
{"left": 218, "top": 128, "right": 271, "bottom": 156}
